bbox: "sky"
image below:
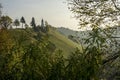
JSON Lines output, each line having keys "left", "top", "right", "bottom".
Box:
{"left": 1, "top": 0, "right": 79, "bottom": 30}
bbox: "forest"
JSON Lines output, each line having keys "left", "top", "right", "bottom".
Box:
{"left": 0, "top": 0, "right": 120, "bottom": 80}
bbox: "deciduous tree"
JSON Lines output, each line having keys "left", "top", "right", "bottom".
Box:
{"left": 0, "top": 16, "right": 12, "bottom": 29}
{"left": 14, "top": 19, "right": 20, "bottom": 28}
{"left": 67, "top": 0, "right": 120, "bottom": 79}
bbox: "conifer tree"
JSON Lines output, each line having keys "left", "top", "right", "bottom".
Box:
{"left": 30, "top": 17, "right": 36, "bottom": 28}
{"left": 41, "top": 19, "right": 44, "bottom": 27}
{"left": 20, "top": 16, "right": 26, "bottom": 28}
{"left": 40, "top": 19, "right": 45, "bottom": 32}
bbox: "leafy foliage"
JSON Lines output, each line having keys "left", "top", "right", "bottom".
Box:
{"left": 13, "top": 19, "right": 20, "bottom": 28}
{"left": 0, "top": 16, "right": 12, "bottom": 29}
{"left": 67, "top": 0, "right": 120, "bottom": 79}
{"left": 0, "top": 24, "right": 106, "bottom": 80}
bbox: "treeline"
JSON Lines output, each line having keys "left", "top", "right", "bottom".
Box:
{"left": 0, "top": 15, "right": 49, "bottom": 33}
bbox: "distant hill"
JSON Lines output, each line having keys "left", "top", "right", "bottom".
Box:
{"left": 56, "top": 27, "right": 90, "bottom": 44}
{"left": 57, "top": 27, "right": 78, "bottom": 37}
{"left": 57, "top": 27, "right": 89, "bottom": 38}
{"left": 57, "top": 27, "right": 120, "bottom": 54}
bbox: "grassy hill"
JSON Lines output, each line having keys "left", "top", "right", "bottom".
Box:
{"left": 48, "top": 27, "right": 82, "bottom": 57}
{"left": 9, "top": 27, "right": 82, "bottom": 58}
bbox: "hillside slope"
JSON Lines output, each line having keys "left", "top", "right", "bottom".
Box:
{"left": 57, "top": 27, "right": 90, "bottom": 38}
{"left": 48, "top": 27, "right": 82, "bottom": 57}
{"left": 9, "top": 27, "right": 82, "bottom": 58}
{"left": 57, "top": 27, "right": 78, "bottom": 37}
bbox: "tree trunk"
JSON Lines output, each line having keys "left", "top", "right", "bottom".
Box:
{"left": 22, "top": 23, "right": 23, "bottom": 28}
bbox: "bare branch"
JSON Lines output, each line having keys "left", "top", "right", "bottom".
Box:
{"left": 103, "top": 51, "right": 120, "bottom": 64}
{"left": 111, "top": 0, "right": 120, "bottom": 11}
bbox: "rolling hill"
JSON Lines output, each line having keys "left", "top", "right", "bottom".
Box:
{"left": 57, "top": 27, "right": 89, "bottom": 38}
{"left": 9, "top": 27, "right": 82, "bottom": 58}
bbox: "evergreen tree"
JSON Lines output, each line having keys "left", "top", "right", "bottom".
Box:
{"left": 20, "top": 16, "right": 26, "bottom": 28}
{"left": 41, "top": 19, "right": 44, "bottom": 27}
{"left": 30, "top": 17, "right": 36, "bottom": 28}
{"left": 40, "top": 19, "right": 45, "bottom": 32}
{"left": 13, "top": 19, "right": 20, "bottom": 28}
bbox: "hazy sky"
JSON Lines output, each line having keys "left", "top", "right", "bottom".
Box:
{"left": 1, "top": 0, "right": 79, "bottom": 30}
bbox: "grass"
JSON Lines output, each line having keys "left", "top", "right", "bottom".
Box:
{"left": 48, "top": 27, "right": 82, "bottom": 58}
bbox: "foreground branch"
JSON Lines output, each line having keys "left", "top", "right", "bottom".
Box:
{"left": 103, "top": 51, "right": 120, "bottom": 64}
{"left": 111, "top": 0, "right": 120, "bottom": 11}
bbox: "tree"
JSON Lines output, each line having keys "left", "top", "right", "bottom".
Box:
{"left": 40, "top": 19, "right": 45, "bottom": 32}
{"left": 13, "top": 19, "right": 20, "bottom": 28}
{"left": 68, "top": 0, "right": 120, "bottom": 29}
{"left": 0, "top": 28, "right": 14, "bottom": 79}
{"left": 30, "top": 17, "right": 36, "bottom": 28}
{"left": 25, "top": 23, "right": 29, "bottom": 28}
{"left": 45, "top": 21, "right": 49, "bottom": 32}
{"left": 41, "top": 19, "right": 44, "bottom": 27}
{"left": 20, "top": 16, "right": 26, "bottom": 28}
{"left": 67, "top": 0, "right": 120, "bottom": 79}
{"left": 68, "top": 0, "right": 120, "bottom": 58}
{"left": 0, "top": 16, "right": 12, "bottom": 29}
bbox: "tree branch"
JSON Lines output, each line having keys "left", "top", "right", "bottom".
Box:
{"left": 111, "top": 0, "right": 120, "bottom": 11}
{"left": 103, "top": 51, "right": 120, "bottom": 64}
